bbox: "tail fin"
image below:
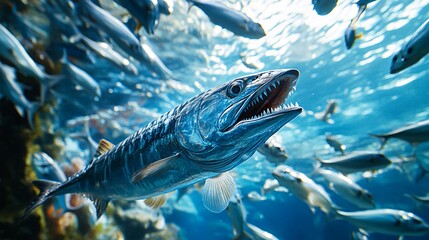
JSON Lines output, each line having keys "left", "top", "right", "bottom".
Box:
{"left": 369, "top": 134, "right": 389, "bottom": 150}
{"left": 26, "top": 102, "right": 40, "bottom": 129}
{"left": 40, "top": 74, "right": 63, "bottom": 104}
{"left": 19, "top": 180, "right": 61, "bottom": 223}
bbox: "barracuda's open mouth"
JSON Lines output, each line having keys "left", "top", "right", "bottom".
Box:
{"left": 232, "top": 70, "right": 301, "bottom": 128}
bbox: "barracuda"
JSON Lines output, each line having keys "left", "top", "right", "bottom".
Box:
{"left": 20, "top": 69, "right": 302, "bottom": 221}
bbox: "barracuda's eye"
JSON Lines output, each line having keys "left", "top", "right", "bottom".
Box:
{"left": 227, "top": 81, "right": 243, "bottom": 98}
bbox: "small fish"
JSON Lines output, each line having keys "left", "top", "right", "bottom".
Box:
{"left": 312, "top": 0, "right": 338, "bottom": 16}
{"left": 371, "top": 119, "right": 429, "bottom": 151}
{"left": 406, "top": 194, "right": 429, "bottom": 204}
{"left": 113, "top": 0, "right": 160, "bottom": 34}
{"left": 187, "top": 0, "right": 266, "bottom": 39}
{"left": 0, "top": 62, "right": 38, "bottom": 128}
{"left": 316, "top": 169, "right": 375, "bottom": 209}
{"left": 316, "top": 152, "right": 391, "bottom": 174}
{"left": 140, "top": 41, "right": 173, "bottom": 79}
{"left": 337, "top": 209, "right": 429, "bottom": 236}
{"left": 61, "top": 51, "right": 101, "bottom": 98}
{"left": 273, "top": 165, "right": 336, "bottom": 215}
{"left": 351, "top": 229, "right": 370, "bottom": 240}
{"left": 0, "top": 24, "right": 59, "bottom": 103}
{"left": 227, "top": 193, "right": 278, "bottom": 240}
{"left": 315, "top": 100, "right": 337, "bottom": 124}
{"left": 344, "top": 3, "right": 367, "bottom": 50}
{"left": 80, "top": 37, "right": 138, "bottom": 76}
{"left": 75, "top": 0, "right": 146, "bottom": 63}
{"left": 31, "top": 152, "right": 82, "bottom": 217}
{"left": 261, "top": 178, "right": 282, "bottom": 195}
{"left": 325, "top": 134, "right": 346, "bottom": 155}
{"left": 390, "top": 19, "right": 429, "bottom": 74}
{"left": 257, "top": 137, "right": 288, "bottom": 165}
{"left": 247, "top": 191, "right": 267, "bottom": 202}
{"left": 20, "top": 69, "right": 302, "bottom": 221}
{"left": 7, "top": 4, "right": 46, "bottom": 43}
{"left": 158, "top": 0, "right": 173, "bottom": 15}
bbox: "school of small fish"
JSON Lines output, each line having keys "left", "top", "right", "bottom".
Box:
{"left": 0, "top": 0, "right": 428, "bottom": 239}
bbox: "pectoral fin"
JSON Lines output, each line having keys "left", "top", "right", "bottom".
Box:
{"left": 131, "top": 153, "right": 180, "bottom": 183}
{"left": 202, "top": 171, "right": 236, "bottom": 213}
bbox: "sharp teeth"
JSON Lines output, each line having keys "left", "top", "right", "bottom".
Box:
{"left": 263, "top": 91, "right": 268, "bottom": 97}
{"left": 295, "top": 101, "right": 299, "bottom": 107}
{"left": 267, "top": 86, "right": 272, "bottom": 92}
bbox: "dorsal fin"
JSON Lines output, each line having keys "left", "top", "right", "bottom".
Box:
{"left": 94, "top": 139, "right": 115, "bottom": 158}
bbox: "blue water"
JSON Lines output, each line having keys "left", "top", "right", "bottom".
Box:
{"left": 3, "top": 0, "right": 429, "bottom": 239}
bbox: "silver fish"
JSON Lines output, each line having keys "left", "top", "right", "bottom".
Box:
{"left": 80, "top": 37, "right": 138, "bottom": 76}
{"left": 61, "top": 51, "right": 101, "bottom": 98}
{"left": 371, "top": 119, "right": 429, "bottom": 150}
{"left": 315, "top": 99, "right": 337, "bottom": 124}
{"left": 337, "top": 209, "right": 429, "bottom": 236}
{"left": 0, "top": 24, "right": 58, "bottom": 103}
{"left": 316, "top": 152, "right": 391, "bottom": 174}
{"left": 406, "top": 194, "right": 429, "bottom": 204}
{"left": 0, "top": 62, "right": 38, "bottom": 128}
{"left": 273, "top": 165, "right": 336, "bottom": 215}
{"left": 227, "top": 193, "right": 278, "bottom": 240}
{"left": 325, "top": 134, "right": 346, "bottom": 155}
{"left": 391, "top": 19, "right": 429, "bottom": 74}
{"left": 113, "top": 0, "right": 160, "bottom": 34}
{"left": 75, "top": 0, "right": 146, "bottom": 63}
{"left": 316, "top": 169, "right": 375, "bottom": 209}
{"left": 257, "top": 137, "right": 288, "bottom": 165}
{"left": 20, "top": 69, "right": 302, "bottom": 221}
{"left": 187, "top": 0, "right": 266, "bottom": 39}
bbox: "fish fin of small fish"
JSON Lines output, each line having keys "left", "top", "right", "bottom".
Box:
{"left": 94, "top": 139, "right": 115, "bottom": 158}
{"left": 201, "top": 171, "right": 236, "bottom": 213}
{"left": 69, "top": 34, "right": 82, "bottom": 44}
{"left": 369, "top": 133, "right": 389, "bottom": 150}
{"left": 144, "top": 194, "right": 168, "bottom": 208}
{"left": 134, "top": 20, "right": 142, "bottom": 33}
{"left": 327, "top": 119, "right": 334, "bottom": 124}
{"left": 131, "top": 153, "right": 181, "bottom": 183}
{"left": 14, "top": 105, "right": 25, "bottom": 118}
{"left": 1, "top": 62, "right": 16, "bottom": 81}
{"left": 40, "top": 74, "right": 63, "bottom": 105}
{"left": 355, "top": 32, "right": 364, "bottom": 39}
{"left": 26, "top": 102, "right": 40, "bottom": 130}
{"left": 93, "top": 198, "right": 110, "bottom": 220}
{"left": 19, "top": 180, "right": 61, "bottom": 223}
